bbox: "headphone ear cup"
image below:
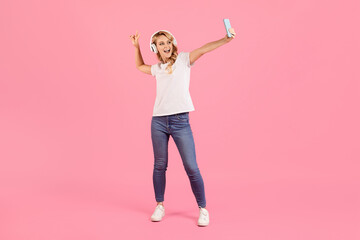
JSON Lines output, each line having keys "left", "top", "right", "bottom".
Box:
{"left": 173, "top": 38, "right": 177, "bottom": 46}
{"left": 151, "top": 43, "right": 158, "bottom": 53}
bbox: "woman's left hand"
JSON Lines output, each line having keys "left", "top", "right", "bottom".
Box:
{"left": 225, "top": 28, "right": 236, "bottom": 43}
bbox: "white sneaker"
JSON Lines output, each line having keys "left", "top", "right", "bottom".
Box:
{"left": 151, "top": 204, "right": 165, "bottom": 222}
{"left": 197, "top": 207, "right": 209, "bottom": 226}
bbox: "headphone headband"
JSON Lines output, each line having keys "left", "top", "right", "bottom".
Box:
{"left": 149, "top": 30, "right": 177, "bottom": 53}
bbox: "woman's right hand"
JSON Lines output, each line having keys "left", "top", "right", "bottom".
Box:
{"left": 130, "top": 30, "right": 140, "bottom": 48}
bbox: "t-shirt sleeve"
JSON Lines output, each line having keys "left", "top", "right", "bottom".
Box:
{"left": 181, "top": 52, "right": 195, "bottom": 68}
{"left": 151, "top": 64, "right": 157, "bottom": 77}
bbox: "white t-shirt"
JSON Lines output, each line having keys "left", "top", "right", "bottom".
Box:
{"left": 151, "top": 52, "right": 195, "bottom": 116}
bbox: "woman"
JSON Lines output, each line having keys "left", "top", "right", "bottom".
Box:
{"left": 129, "top": 27, "right": 236, "bottom": 226}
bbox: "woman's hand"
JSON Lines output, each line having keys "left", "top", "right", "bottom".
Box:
{"left": 225, "top": 28, "right": 236, "bottom": 43}
{"left": 130, "top": 30, "right": 140, "bottom": 48}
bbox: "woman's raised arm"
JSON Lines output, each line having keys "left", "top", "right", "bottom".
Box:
{"left": 189, "top": 28, "right": 236, "bottom": 65}
{"left": 130, "top": 30, "right": 152, "bottom": 75}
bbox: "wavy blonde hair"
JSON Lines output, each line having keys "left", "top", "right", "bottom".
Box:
{"left": 151, "top": 31, "right": 178, "bottom": 74}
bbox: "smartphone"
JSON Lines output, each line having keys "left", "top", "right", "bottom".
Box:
{"left": 223, "top": 18, "right": 233, "bottom": 38}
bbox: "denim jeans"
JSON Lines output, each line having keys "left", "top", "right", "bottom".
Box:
{"left": 151, "top": 112, "right": 206, "bottom": 208}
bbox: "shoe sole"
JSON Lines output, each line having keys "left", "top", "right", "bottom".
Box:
{"left": 197, "top": 223, "right": 209, "bottom": 227}
{"left": 151, "top": 218, "right": 162, "bottom": 222}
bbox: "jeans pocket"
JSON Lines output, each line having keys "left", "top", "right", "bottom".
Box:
{"left": 176, "top": 112, "right": 188, "bottom": 121}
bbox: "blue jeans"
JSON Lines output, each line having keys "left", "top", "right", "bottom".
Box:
{"left": 151, "top": 112, "right": 206, "bottom": 208}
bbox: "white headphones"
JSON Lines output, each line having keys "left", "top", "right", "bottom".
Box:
{"left": 150, "top": 30, "right": 177, "bottom": 53}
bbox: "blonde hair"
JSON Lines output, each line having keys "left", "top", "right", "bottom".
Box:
{"left": 151, "top": 31, "right": 178, "bottom": 74}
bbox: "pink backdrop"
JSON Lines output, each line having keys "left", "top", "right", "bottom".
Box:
{"left": 1, "top": 0, "right": 359, "bottom": 239}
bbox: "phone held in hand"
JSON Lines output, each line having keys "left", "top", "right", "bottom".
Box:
{"left": 223, "top": 18, "right": 232, "bottom": 38}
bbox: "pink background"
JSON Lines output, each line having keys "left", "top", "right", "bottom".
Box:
{"left": 1, "top": 0, "right": 359, "bottom": 239}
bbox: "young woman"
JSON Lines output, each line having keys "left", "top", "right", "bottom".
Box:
{"left": 129, "top": 27, "right": 236, "bottom": 226}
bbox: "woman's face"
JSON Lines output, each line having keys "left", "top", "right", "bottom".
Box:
{"left": 156, "top": 35, "right": 173, "bottom": 62}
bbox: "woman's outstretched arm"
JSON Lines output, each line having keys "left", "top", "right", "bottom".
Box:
{"left": 189, "top": 28, "right": 236, "bottom": 65}
{"left": 130, "top": 30, "right": 151, "bottom": 75}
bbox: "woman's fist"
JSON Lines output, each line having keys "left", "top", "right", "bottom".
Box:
{"left": 130, "top": 30, "right": 140, "bottom": 48}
